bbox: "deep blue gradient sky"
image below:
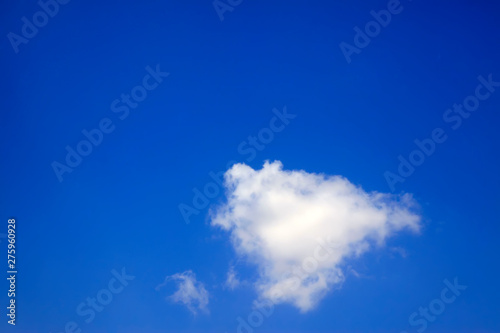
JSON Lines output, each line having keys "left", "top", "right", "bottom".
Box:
{"left": 1, "top": 0, "right": 500, "bottom": 332}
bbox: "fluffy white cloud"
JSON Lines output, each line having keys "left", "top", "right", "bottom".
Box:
{"left": 210, "top": 161, "right": 421, "bottom": 312}
{"left": 156, "top": 270, "right": 209, "bottom": 314}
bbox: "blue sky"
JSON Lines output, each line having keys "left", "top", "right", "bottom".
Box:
{"left": 1, "top": 0, "right": 500, "bottom": 332}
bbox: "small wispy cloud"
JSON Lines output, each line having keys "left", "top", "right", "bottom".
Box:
{"left": 224, "top": 266, "right": 241, "bottom": 290}
{"left": 390, "top": 246, "right": 408, "bottom": 258}
{"left": 156, "top": 270, "right": 209, "bottom": 314}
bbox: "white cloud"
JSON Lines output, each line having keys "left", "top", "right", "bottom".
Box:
{"left": 210, "top": 161, "right": 421, "bottom": 312}
{"left": 225, "top": 266, "right": 241, "bottom": 290}
{"left": 156, "top": 270, "right": 209, "bottom": 314}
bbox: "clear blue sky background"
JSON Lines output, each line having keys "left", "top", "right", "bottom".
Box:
{"left": 1, "top": 0, "right": 500, "bottom": 332}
